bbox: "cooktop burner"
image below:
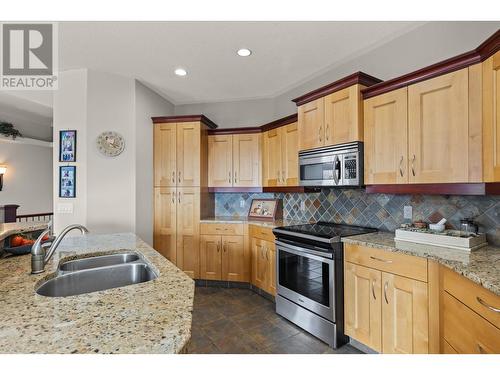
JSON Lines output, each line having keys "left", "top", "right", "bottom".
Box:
{"left": 273, "top": 222, "right": 377, "bottom": 243}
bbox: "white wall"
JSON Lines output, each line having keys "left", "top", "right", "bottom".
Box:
{"left": 0, "top": 140, "right": 53, "bottom": 215}
{"left": 52, "top": 69, "right": 174, "bottom": 240}
{"left": 134, "top": 81, "right": 174, "bottom": 245}
{"left": 52, "top": 69, "right": 88, "bottom": 231}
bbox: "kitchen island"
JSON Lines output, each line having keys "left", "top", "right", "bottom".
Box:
{"left": 0, "top": 232, "right": 194, "bottom": 354}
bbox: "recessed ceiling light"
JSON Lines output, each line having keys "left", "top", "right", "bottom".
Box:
{"left": 237, "top": 48, "right": 252, "bottom": 57}
{"left": 174, "top": 68, "right": 187, "bottom": 76}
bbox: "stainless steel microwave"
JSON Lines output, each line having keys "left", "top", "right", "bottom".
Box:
{"left": 299, "top": 142, "right": 363, "bottom": 187}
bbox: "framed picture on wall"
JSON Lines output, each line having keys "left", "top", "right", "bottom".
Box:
{"left": 247, "top": 199, "right": 283, "bottom": 221}
{"left": 59, "top": 130, "right": 77, "bottom": 162}
{"left": 59, "top": 166, "right": 76, "bottom": 198}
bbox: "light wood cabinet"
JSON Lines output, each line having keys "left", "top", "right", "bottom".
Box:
{"left": 344, "top": 262, "right": 382, "bottom": 352}
{"left": 262, "top": 122, "right": 299, "bottom": 187}
{"left": 153, "top": 118, "right": 210, "bottom": 279}
{"left": 208, "top": 133, "right": 261, "bottom": 187}
{"left": 221, "top": 235, "right": 246, "bottom": 282}
{"left": 483, "top": 50, "right": 500, "bottom": 182}
{"left": 344, "top": 243, "right": 429, "bottom": 354}
{"left": 298, "top": 98, "right": 325, "bottom": 151}
{"left": 408, "top": 69, "right": 469, "bottom": 183}
{"left": 154, "top": 124, "right": 177, "bottom": 187}
{"left": 153, "top": 187, "right": 177, "bottom": 263}
{"left": 199, "top": 224, "right": 249, "bottom": 282}
{"left": 324, "top": 85, "right": 363, "bottom": 145}
{"left": 250, "top": 225, "right": 276, "bottom": 295}
{"left": 200, "top": 235, "right": 222, "bottom": 280}
{"left": 364, "top": 88, "right": 408, "bottom": 185}
{"left": 176, "top": 187, "right": 200, "bottom": 278}
{"left": 207, "top": 135, "right": 232, "bottom": 187}
{"left": 154, "top": 122, "right": 201, "bottom": 187}
{"left": 382, "top": 273, "right": 429, "bottom": 354}
{"left": 232, "top": 134, "right": 261, "bottom": 187}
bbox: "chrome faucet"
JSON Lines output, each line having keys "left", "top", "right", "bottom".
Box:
{"left": 31, "top": 224, "right": 89, "bottom": 274}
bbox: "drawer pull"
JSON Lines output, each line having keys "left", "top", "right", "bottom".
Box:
{"left": 371, "top": 280, "right": 376, "bottom": 300}
{"left": 384, "top": 282, "right": 389, "bottom": 304}
{"left": 370, "top": 256, "right": 393, "bottom": 264}
{"left": 476, "top": 296, "right": 500, "bottom": 313}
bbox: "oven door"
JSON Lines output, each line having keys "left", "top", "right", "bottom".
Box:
{"left": 299, "top": 154, "right": 340, "bottom": 186}
{"left": 276, "top": 240, "right": 335, "bottom": 322}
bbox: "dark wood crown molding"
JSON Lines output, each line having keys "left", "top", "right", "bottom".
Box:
{"left": 151, "top": 114, "right": 218, "bottom": 129}
{"left": 208, "top": 113, "right": 298, "bottom": 135}
{"left": 292, "top": 71, "right": 383, "bottom": 106}
{"left": 208, "top": 127, "right": 261, "bottom": 135}
{"left": 365, "top": 183, "right": 500, "bottom": 196}
{"left": 261, "top": 113, "right": 298, "bottom": 132}
{"left": 362, "top": 28, "right": 500, "bottom": 99}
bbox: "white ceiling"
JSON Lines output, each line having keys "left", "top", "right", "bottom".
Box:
{"left": 58, "top": 21, "right": 421, "bottom": 104}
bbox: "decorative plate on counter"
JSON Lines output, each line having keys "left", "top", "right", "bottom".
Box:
{"left": 96, "top": 131, "right": 125, "bottom": 157}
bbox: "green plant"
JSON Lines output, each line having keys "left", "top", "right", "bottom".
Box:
{"left": 0, "top": 122, "right": 22, "bottom": 139}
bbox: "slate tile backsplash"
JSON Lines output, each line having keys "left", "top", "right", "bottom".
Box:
{"left": 214, "top": 189, "right": 500, "bottom": 246}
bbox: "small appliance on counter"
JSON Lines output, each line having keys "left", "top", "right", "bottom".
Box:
{"left": 272, "top": 222, "right": 377, "bottom": 348}
{"left": 395, "top": 218, "right": 486, "bottom": 252}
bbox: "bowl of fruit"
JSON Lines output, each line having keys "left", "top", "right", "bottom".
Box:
{"left": 3, "top": 230, "right": 50, "bottom": 256}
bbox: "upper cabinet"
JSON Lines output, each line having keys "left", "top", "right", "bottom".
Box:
{"left": 208, "top": 133, "right": 261, "bottom": 187}
{"left": 154, "top": 121, "right": 205, "bottom": 187}
{"left": 408, "top": 70, "right": 469, "bottom": 183}
{"left": 293, "top": 72, "right": 382, "bottom": 152}
{"left": 262, "top": 122, "right": 299, "bottom": 187}
{"left": 324, "top": 85, "right": 364, "bottom": 145}
{"left": 364, "top": 88, "right": 408, "bottom": 185}
{"left": 483, "top": 50, "right": 500, "bottom": 182}
{"left": 297, "top": 98, "right": 325, "bottom": 150}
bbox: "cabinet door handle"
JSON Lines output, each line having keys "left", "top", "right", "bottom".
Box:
{"left": 370, "top": 256, "right": 393, "bottom": 264}
{"left": 277, "top": 170, "right": 281, "bottom": 183}
{"left": 228, "top": 171, "right": 231, "bottom": 184}
{"left": 325, "top": 124, "right": 329, "bottom": 141}
{"left": 178, "top": 171, "right": 181, "bottom": 183}
{"left": 319, "top": 126, "right": 322, "bottom": 142}
{"left": 411, "top": 154, "right": 416, "bottom": 177}
{"left": 476, "top": 296, "right": 500, "bottom": 313}
{"left": 399, "top": 156, "right": 404, "bottom": 177}
{"left": 178, "top": 191, "right": 181, "bottom": 204}
{"left": 223, "top": 242, "right": 227, "bottom": 253}
{"left": 171, "top": 195, "right": 175, "bottom": 204}
{"left": 282, "top": 170, "right": 286, "bottom": 184}
{"left": 384, "top": 282, "right": 389, "bottom": 304}
{"left": 234, "top": 171, "right": 237, "bottom": 183}
{"left": 172, "top": 171, "right": 175, "bottom": 183}
{"left": 217, "top": 242, "right": 220, "bottom": 253}
{"left": 371, "top": 280, "right": 376, "bottom": 300}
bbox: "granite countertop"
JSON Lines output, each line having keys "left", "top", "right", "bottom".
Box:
{"left": 0, "top": 232, "right": 194, "bottom": 354}
{"left": 342, "top": 231, "right": 500, "bottom": 296}
{"left": 200, "top": 216, "right": 309, "bottom": 229}
{"left": 0, "top": 221, "right": 49, "bottom": 242}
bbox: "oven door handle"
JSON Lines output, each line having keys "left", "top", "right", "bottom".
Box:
{"left": 275, "top": 240, "right": 333, "bottom": 260}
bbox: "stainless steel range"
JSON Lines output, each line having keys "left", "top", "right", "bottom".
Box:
{"left": 273, "top": 222, "right": 377, "bottom": 348}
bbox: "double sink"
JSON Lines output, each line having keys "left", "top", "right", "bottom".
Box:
{"left": 36, "top": 252, "right": 158, "bottom": 297}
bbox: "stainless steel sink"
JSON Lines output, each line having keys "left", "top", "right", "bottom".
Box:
{"left": 36, "top": 263, "right": 157, "bottom": 297}
{"left": 58, "top": 252, "right": 140, "bottom": 272}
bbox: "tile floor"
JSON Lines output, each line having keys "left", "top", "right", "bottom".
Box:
{"left": 187, "top": 286, "right": 363, "bottom": 354}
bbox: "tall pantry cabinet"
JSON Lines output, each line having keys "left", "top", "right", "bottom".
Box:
{"left": 153, "top": 115, "right": 216, "bottom": 279}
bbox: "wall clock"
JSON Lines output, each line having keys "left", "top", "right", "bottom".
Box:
{"left": 96, "top": 131, "right": 125, "bottom": 157}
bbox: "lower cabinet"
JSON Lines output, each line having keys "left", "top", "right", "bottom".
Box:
{"left": 154, "top": 187, "right": 200, "bottom": 279}
{"left": 249, "top": 225, "right": 277, "bottom": 296}
{"left": 440, "top": 265, "right": 500, "bottom": 354}
{"left": 199, "top": 223, "right": 249, "bottom": 282}
{"left": 344, "top": 243, "right": 429, "bottom": 354}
